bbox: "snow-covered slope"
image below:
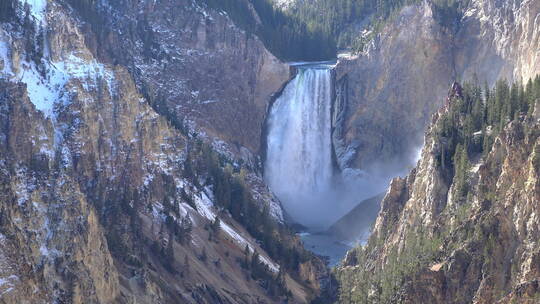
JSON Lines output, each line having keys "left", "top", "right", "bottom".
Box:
{"left": 0, "top": 1, "right": 325, "bottom": 303}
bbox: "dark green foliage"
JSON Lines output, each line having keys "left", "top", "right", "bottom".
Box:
{"left": 288, "top": 0, "right": 422, "bottom": 51}
{"left": 430, "top": 0, "right": 467, "bottom": 29}
{"left": 100, "top": 188, "right": 146, "bottom": 267}
{"left": 182, "top": 141, "right": 314, "bottom": 300}
{"left": 250, "top": 251, "right": 262, "bottom": 278}
{"left": 141, "top": 83, "right": 189, "bottom": 137}
{"left": 106, "top": 229, "right": 129, "bottom": 256}
{"left": 180, "top": 139, "right": 311, "bottom": 297}
{"left": 20, "top": 4, "right": 44, "bottom": 69}
{"left": 452, "top": 143, "right": 469, "bottom": 199}
{"left": 201, "top": 0, "right": 336, "bottom": 61}
{"left": 200, "top": 246, "right": 208, "bottom": 262}
{"left": 183, "top": 255, "right": 190, "bottom": 275}
{"left": 0, "top": 0, "right": 17, "bottom": 22}
{"left": 211, "top": 217, "right": 220, "bottom": 234}
{"left": 178, "top": 216, "right": 193, "bottom": 245}
{"left": 208, "top": 216, "right": 221, "bottom": 241}
{"left": 165, "top": 232, "right": 176, "bottom": 270}
{"left": 65, "top": 0, "right": 105, "bottom": 34}
{"left": 180, "top": 188, "right": 197, "bottom": 210}
{"left": 434, "top": 76, "right": 540, "bottom": 188}
{"left": 282, "top": 0, "right": 470, "bottom": 54}
{"left": 246, "top": 250, "right": 290, "bottom": 298}
{"left": 267, "top": 269, "right": 289, "bottom": 298}
{"left": 337, "top": 227, "right": 442, "bottom": 303}
{"left": 337, "top": 75, "right": 540, "bottom": 303}
{"left": 191, "top": 142, "right": 310, "bottom": 272}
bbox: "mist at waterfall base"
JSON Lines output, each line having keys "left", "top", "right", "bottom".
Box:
{"left": 264, "top": 65, "right": 423, "bottom": 232}
{"left": 264, "top": 64, "right": 423, "bottom": 265}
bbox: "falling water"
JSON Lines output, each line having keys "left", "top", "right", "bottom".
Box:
{"left": 265, "top": 63, "right": 425, "bottom": 263}
{"left": 264, "top": 65, "right": 336, "bottom": 229}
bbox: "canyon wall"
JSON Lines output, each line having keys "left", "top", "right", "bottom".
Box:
{"left": 0, "top": 0, "right": 323, "bottom": 302}
{"left": 336, "top": 83, "right": 540, "bottom": 303}
{"left": 334, "top": 0, "right": 540, "bottom": 173}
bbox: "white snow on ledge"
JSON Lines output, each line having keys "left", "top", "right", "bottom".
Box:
{"left": 0, "top": 40, "right": 13, "bottom": 76}
{"left": 193, "top": 188, "right": 279, "bottom": 272}
{"left": 1, "top": 27, "right": 114, "bottom": 117}
{"left": 19, "top": 0, "right": 47, "bottom": 23}
{"left": 14, "top": 54, "right": 114, "bottom": 117}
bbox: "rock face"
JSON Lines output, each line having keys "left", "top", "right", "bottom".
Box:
{"left": 334, "top": 0, "right": 540, "bottom": 173}
{"left": 87, "top": 0, "right": 290, "bottom": 159}
{"left": 334, "top": 2, "right": 454, "bottom": 171}
{"left": 326, "top": 194, "right": 384, "bottom": 242}
{"left": 335, "top": 86, "right": 540, "bottom": 303}
{"left": 456, "top": 0, "right": 540, "bottom": 84}
{"left": 0, "top": 1, "right": 323, "bottom": 303}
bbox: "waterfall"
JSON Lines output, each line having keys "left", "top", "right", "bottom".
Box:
{"left": 264, "top": 66, "right": 335, "bottom": 228}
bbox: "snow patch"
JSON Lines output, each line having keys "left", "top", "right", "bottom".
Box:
{"left": 220, "top": 222, "right": 279, "bottom": 272}
{"left": 13, "top": 53, "right": 114, "bottom": 117}
{"left": 19, "top": 0, "right": 47, "bottom": 24}
{"left": 469, "top": 162, "right": 482, "bottom": 174}
{"left": 143, "top": 173, "right": 154, "bottom": 186}
{"left": 18, "top": 60, "right": 65, "bottom": 116}
{"left": 200, "top": 99, "right": 218, "bottom": 105}
{"left": 151, "top": 201, "right": 165, "bottom": 221}
{"left": 0, "top": 40, "right": 13, "bottom": 76}
{"left": 0, "top": 275, "right": 18, "bottom": 296}
{"left": 193, "top": 191, "right": 215, "bottom": 221}
{"left": 192, "top": 189, "right": 279, "bottom": 272}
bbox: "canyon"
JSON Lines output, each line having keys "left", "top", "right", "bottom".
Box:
{"left": 0, "top": 0, "right": 539, "bottom": 303}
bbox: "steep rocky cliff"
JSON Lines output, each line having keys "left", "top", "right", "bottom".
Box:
{"left": 84, "top": 0, "right": 290, "bottom": 160}
{"left": 326, "top": 194, "right": 384, "bottom": 243}
{"left": 334, "top": 0, "right": 540, "bottom": 174}
{"left": 2, "top": 0, "right": 540, "bottom": 302}
{"left": 0, "top": 0, "right": 325, "bottom": 303}
{"left": 335, "top": 81, "right": 540, "bottom": 303}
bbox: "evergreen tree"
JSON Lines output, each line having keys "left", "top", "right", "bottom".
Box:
{"left": 243, "top": 244, "right": 250, "bottom": 269}
{"left": 184, "top": 255, "right": 190, "bottom": 275}
{"left": 211, "top": 217, "right": 221, "bottom": 234}
{"left": 200, "top": 247, "right": 208, "bottom": 263}
{"left": 452, "top": 143, "right": 469, "bottom": 199}
{"left": 165, "top": 232, "right": 175, "bottom": 269}
{"left": 0, "top": 0, "right": 17, "bottom": 22}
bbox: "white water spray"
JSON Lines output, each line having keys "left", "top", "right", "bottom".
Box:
{"left": 265, "top": 64, "right": 425, "bottom": 263}
{"left": 265, "top": 66, "right": 336, "bottom": 229}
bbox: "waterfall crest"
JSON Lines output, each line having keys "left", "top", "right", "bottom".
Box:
{"left": 265, "top": 66, "right": 335, "bottom": 228}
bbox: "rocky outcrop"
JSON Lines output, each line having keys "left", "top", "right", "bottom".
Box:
{"left": 334, "top": 1, "right": 455, "bottom": 171}
{"left": 334, "top": 0, "right": 540, "bottom": 173}
{"left": 0, "top": 1, "right": 322, "bottom": 303}
{"left": 335, "top": 85, "right": 540, "bottom": 303}
{"left": 326, "top": 194, "right": 383, "bottom": 242}
{"left": 269, "top": 0, "right": 297, "bottom": 10}
{"left": 456, "top": 0, "right": 540, "bottom": 84}
{"left": 82, "top": 0, "right": 290, "bottom": 160}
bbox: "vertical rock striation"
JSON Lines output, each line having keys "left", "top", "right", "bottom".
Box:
{"left": 334, "top": 0, "right": 540, "bottom": 174}
{"left": 336, "top": 83, "right": 540, "bottom": 303}
{"left": 0, "top": 0, "right": 324, "bottom": 303}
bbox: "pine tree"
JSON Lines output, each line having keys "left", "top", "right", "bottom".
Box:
{"left": 453, "top": 143, "right": 469, "bottom": 200}
{"left": 211, "top": 217, "right": 220, "bottom": 234}
{"left": 178, "top": 215, "right": 192, "bottom": 245}
{"left": 200, "top": 247, "right": 208, "bottom": 263}
{"left": 250, "top": 251, "right": 261, "bottom": 278}
{"left": 183, "top": 255, "right": 190, "bottom": 276}
{"left": 0, "top": 0, "right": 17, "bottom": 22}
{"left": 165, "top": 232, "right": 175, "bottom": 269}
{"left": 509, "top": 82, "right": 520, "bottom": 120}
{"left": 243, "top": 244, "right": 250, "bottom": 269}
